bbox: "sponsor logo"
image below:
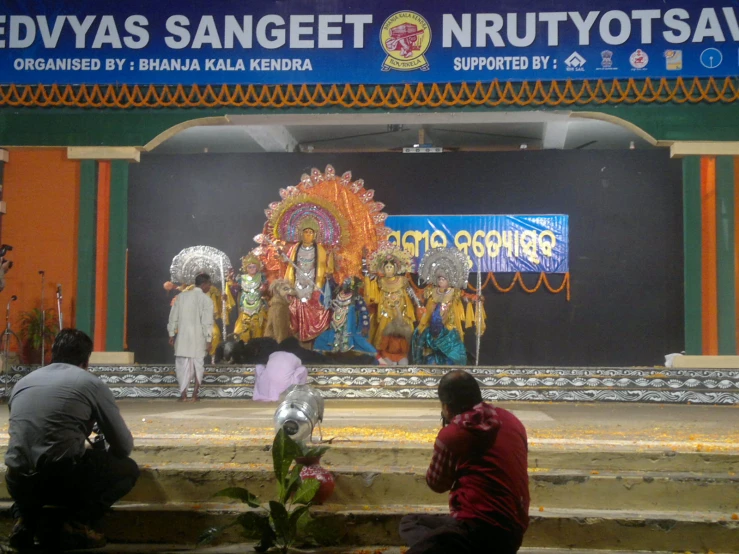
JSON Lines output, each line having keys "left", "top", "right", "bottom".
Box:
{"left": 600, "top": 50, "right": 613, "bottom": 69}
{"left": 380, "top": 11, "right": 431, "bottom": 72}
{"left": 665, "top": 50, "right": 682, "bottom": 71}
{"left": 700, "top": 48, "right": 723, "bottom": 69}
{"left": 565, "top": 51, "right": 586, "bottom": 71}
{"left": 629, "top": 49, "right": 649, "bottom": 70}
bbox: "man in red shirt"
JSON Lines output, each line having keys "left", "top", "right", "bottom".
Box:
{"left": 400, "top": 369, "right": 530, "bottom": 554}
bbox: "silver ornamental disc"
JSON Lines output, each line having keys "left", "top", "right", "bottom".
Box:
{"left": 170, "top": 246, "right": 232, "bottom": 285}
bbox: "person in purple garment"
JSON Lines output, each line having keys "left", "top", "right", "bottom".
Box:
{"left": 249, "top": 338, "right": 309, "bottom": 402}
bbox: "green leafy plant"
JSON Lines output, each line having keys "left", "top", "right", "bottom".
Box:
{"left": 19, "top": 308, "right": 58, "bottom": 355}
{"left": 199, "top": 429, "right": 323, "bottom": 553}
{"left": 294, "top": 442, "right": 330, "bottom": 465}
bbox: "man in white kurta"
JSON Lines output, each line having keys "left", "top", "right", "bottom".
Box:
{"left": 167, "top": 274, "right": 214, "bottom": 401}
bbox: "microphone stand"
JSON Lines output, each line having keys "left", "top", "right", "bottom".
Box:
{"left": 2, "top": 296, "right": 19, "bottom": 399}
{"left": 39, "top": 271, "right": 45, "bottom": 366}
{"left": 56, "top": 284, "right": 63, "bottom": 330}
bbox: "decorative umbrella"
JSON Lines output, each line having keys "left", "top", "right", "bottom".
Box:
{"left": 170, "top": 246, "right": 233, "bottom": 340}
{"left": 170, "top": 246, "right": 232, "bottom": 285}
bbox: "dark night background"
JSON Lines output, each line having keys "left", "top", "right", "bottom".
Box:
{"left": 127, "top": 150, "right": 684, "bottom": 366}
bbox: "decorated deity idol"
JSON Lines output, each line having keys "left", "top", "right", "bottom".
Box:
{"left": 364, "top": 245, "right": 419, "bottom": 365}
{"left": 412, "top": 247, "right": 484, "bottom": 366}
{"left": 255, "top": 165, "right": 393, "bottom": 346}
{"left": 230, "top": 252, "right": 268, "bottom": 343}
{"left": 314, "top": 277, "right": 377, "bottom": 357}
{"left": 283, "top": 219, "right": 332, "bottom": 343}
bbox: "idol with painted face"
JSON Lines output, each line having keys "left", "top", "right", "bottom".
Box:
{"left": 314, "top": 277, "right": 377, "bottom": 357}
{"left": 301, "top": 227, "right": 316, "bottom": 248}
{"left": 364, "top": 246, "right": 418, "bottom": 365}
{"left": 231, "top": 253, "right": 268, "bottom": 343}
{"left": 411, "top": 247, "right": 477, "bottom": 366}
{"left": 281, "top": 219, "right": 332, "bottom": 343}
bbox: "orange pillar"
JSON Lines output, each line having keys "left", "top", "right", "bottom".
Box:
{"left": 700, "top": 157, "right": 718, "bottom": 355}
{"left": 93, "top": 161, "right": 111, "bottom": 352}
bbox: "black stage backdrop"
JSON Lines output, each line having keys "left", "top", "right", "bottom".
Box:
{"left": 128, "top": 151, "right": 683, "bottom": 366}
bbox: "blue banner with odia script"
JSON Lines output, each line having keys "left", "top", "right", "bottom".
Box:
{"left": 0, "top": 1, "right": 737, "bottom": 85}
{"left": 386, "top": 215, "right": 569, "bottom": 274}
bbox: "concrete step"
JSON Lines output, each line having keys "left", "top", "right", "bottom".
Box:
{"left": 130, "top": 465, "right": 738, "bottom": 512}
{"left": 129, "top": 442, "right": 739, "bottom": 473}
{"left": 2, "top": 502, "right": 735, "bottom": 552}
{"left": 2, "top": 463, "right": 734, "bottom": 512}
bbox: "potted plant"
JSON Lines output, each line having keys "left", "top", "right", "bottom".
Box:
{"left": 19, "top": 308, "right": 58, "bottom": 364}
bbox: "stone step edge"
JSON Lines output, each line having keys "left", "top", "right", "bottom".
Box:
{"left": 1, "top": 501, "right": 735, "bottom": 522}
{"left": 7, "top": 441, "right": 739, "bottom": 454}
{"left": 8, "top": 502, "right": 725, "bottom": 523}
{"left": 3, "top": 462, "right": 731, "bottom": 481}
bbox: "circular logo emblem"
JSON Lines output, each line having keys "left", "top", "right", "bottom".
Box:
{"left": 380, "top": 11, "right": 431, "bottom": 72}
{"left": 700, "top": 48, "right": 723, "bottom": 69}
{"left": 629, "top": 49, "right": 649, "bottom": 69}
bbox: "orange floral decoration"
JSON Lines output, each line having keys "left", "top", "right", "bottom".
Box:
{"left": 1, "top": 77, "right": 736, "bottom": 109}
{"left": 469, "top": 272, "right": 571, "bottom": 300}
{"left": 407, "top": 272, "right": 570, "bottom": 300}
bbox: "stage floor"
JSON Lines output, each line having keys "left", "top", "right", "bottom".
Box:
{"left": 1, "top": 399, "right": 733, "bottom": 453}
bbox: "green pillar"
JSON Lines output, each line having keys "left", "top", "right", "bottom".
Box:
{"left": 106, "top": 161, "right": 129, "bottom": 351}
{"left": 683, "top": 156, "right": 702, "bottom": 355}
{"left": 76, "top": 161, "right": 97, "bottom": 336}
{"left": 716, "top": 156, "right": 736, "bottom": 354}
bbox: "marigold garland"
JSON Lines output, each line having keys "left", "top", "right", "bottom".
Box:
{"left": 473, "top": 272, "right": 571, "bottom": 300}
{"left": 406, "top": 272, "right": 570, "bottom": 301}
{"left": 0, "top": 77, "right": 735, "bottom": 109}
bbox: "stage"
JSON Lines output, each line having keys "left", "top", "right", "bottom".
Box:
{"left": 3, "top": 364, "right": 739, "bottom": 404}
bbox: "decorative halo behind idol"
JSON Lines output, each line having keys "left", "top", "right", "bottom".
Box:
{"left": 255, "top": 165, "right": 391, "bottom": 283}
{"left": 367, "top": 243, "right": 415, "bottom": 275}
{"left": 170, "top": 245, "right": 233, "bottom": 285}
{"left": 417, "top": 247, "right": 471, "bottom": 289}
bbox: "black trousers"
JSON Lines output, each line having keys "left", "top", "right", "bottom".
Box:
{"left": 6, "top": 449, "right": 140, "bottom": 527}
{"left": 399, "top": 514, "right": 521, "bottom": 554}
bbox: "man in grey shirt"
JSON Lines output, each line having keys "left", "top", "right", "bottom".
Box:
{"left": 5, "top": 329, "right": 139, "bottom": 550}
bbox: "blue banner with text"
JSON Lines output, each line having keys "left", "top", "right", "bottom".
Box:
{"left": 0, "top": 1, "right": 737, "bottom": 85}
{"left": 385, "top": 215, "right": 569, "bottom": 274}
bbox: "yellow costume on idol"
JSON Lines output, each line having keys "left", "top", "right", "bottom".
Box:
{"left": 230, "top": 252, "right": 268, "bottom": 342}
{"left": 364, "top": 244, "right": 417, "bottom": 364}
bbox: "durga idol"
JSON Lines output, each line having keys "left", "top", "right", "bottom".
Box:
{"left": 283, "top": 219, "right": 332, "bottom": 343}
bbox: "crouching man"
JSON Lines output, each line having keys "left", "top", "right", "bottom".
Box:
{"left": 400, "top": 369, "right": 530, "bottom": 554}
{"left": 5, "top": 329, "right": 139, "bottom": 550}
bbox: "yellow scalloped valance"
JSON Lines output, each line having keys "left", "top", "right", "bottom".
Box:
{"left": 0, "top": 77, "right": 735, "bottom": 109}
